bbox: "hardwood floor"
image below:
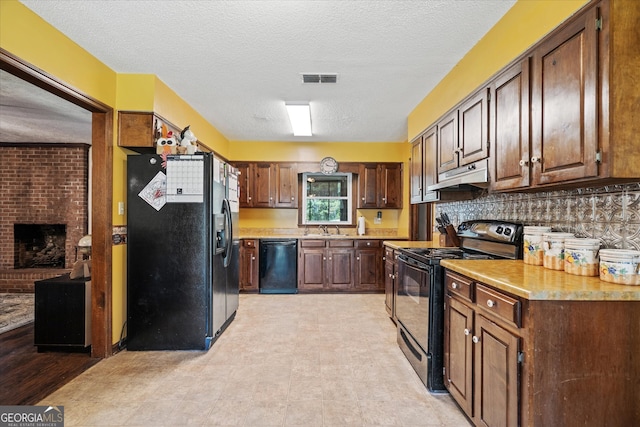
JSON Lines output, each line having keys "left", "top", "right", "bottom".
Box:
{"left": 0, "top": 322, "right": 100, "bottom": 405}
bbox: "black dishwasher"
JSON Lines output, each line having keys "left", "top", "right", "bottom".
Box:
{"left": 259, "top": 239, "right": 298, "bottom": 294}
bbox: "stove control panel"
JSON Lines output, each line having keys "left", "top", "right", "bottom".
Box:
{"left": 457, "top": 220, "right": 522, "bottom": 243}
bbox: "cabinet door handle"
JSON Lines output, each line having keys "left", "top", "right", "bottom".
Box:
{"left": 472, "top": 336, "right": 480, "bottom": 344}
{"left": 519, "top": 159, "right": 529, "bottom": 167}
{"left": 486, "top": 299, "right": 496, "bottom": 308}
{"left": 323, "top": 257, "right": 326, "bottom": 261}
{"left": 531, "top": 156, "right": 541, "bottom": 163}
{"left": 464, "top": 328, "right": 470, "bottom": 336}
{"left": 248, "top": 196, "right": 252, "bottom": 201}
{"left": 357, "top": 256, "right": 360, "bottom": 261}
{"left": 451, "top": 282, "right": 458, "bottom": 289}
{"left": 361, "top": 197, "right": 365, "bottom": 201}
{"left": 251, "top": 256, "right": 255, "bottom": 260}
{"left": 291, "top": 197, "right": 295, "bottom": 201}
{"left": 329, "top": 257, "right": 332, "bottom": 261}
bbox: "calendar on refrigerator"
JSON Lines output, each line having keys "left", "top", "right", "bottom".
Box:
{"left": 165, "top": 155, "right": 204, "bottom": 203}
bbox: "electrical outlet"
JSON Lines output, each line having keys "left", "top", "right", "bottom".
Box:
{"left": 118, "top": 201, "right": 125, "bottom": 216}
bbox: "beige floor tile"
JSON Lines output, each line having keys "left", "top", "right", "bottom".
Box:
{"left": 36, "top": 294, "right": 471, "bottom": 426}
{"left": 284, "top": 400, "right": 324, "bottom": 426}
{"left": 322, "top": 399, "right": 363, "bottom": 426}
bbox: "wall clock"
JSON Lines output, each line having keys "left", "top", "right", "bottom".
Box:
{"left": 320, "top": 157, "right": 338, "bottom": 174}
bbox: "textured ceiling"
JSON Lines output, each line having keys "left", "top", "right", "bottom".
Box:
{"left": 9, "top": 0, "right": 516, "bottom": 143}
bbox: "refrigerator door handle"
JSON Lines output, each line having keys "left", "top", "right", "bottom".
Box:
{"left": 222, "top": 198, "right": 233, "bottom": 268}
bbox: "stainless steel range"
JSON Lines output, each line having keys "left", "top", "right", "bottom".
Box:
{"left": 395, "top": 220, "right": 523, "bottom": 393}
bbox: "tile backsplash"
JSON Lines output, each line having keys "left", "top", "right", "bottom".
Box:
{"left": 435, "top": 182, "right": 640, "bottom": 250}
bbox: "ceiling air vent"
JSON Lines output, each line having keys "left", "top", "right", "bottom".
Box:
{"left": 302, "top": 74, "right": 338, "bottom": 84}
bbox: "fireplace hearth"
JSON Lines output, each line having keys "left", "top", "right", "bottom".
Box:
{"left": 14, "top": 224, "right": 66, "bottom": 269}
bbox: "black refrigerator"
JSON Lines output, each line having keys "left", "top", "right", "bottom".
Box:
{"left": 126, "top": 153, "right": 239, "bottom": 350}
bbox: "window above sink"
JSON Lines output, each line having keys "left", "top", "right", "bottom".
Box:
{"left": 301, "top": 172, "right": 353, "bottom": 226}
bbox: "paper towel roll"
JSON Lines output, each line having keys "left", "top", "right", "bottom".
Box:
{"left": 357, "top": 216, "right": 366, "bottom": 236}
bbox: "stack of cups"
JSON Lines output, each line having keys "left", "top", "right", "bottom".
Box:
{"left": 542, "top": 232, "right": 575, "bottom": 270}
{"left": 564, "top": 238, "right": 601, "bottom": 276}
{"left": 523, "top": 226, "right": 552, "bottom": 265}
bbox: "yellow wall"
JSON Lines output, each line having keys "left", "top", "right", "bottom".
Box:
{"left": 408, "top": 0, "right": 590, "bottom": 140}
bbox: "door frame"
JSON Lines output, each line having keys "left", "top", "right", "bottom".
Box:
{"left": 1, "top": 48, "right": 114, "bottom": 358}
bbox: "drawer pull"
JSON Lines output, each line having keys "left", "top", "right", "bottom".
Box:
{"left": 451, "top": 282, "right": 458, "bottom": 289}
{"left": 464, "top": 328, "right": 470, "bottom": 336}
{"left": 472, "top": 336, "right": 480, "bottom": 344}
{"left": 486, "top": 299, "right": 496, "bottom": 308}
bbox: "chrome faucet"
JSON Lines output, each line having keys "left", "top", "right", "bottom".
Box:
{"left": 335, "top": 225, "right": 340, "bottom": 235}
{"left": 319, "top": 225, "right": 329, "bottom": 235}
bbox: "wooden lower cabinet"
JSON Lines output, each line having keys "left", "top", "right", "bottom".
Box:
{"left": 445, "top": 272, "right": 523, "bottom": 427}
{"left": 383, "top": 246, "right": 398, "bottom": 319}
{"left": 298, "top": 239, "right": 384, "bottom": 292}
{"left": 474, "top": 314, "right": 520, "bottom": 427}
{"left": 354, "top": 240, "right": 382, "bottom": 291}
{"left": 444, "top": 295, "right": 474, "bottom": 418}
{"left": 239, "top": 239, "right": 259, "bottom": 292}
{"left": 444, "top": 269, "right": 640, "bottom": 426}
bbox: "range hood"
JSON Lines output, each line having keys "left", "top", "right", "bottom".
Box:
{"left": 427, "top": 158, "right": 489, "bottom": 191}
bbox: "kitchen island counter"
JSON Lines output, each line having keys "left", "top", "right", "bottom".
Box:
{"left": 441, "top": 259, "right": 640, "bottom": 301}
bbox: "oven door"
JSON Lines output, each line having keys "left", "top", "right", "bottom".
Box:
{"left": 396, "top": 254, "right": 432, "bottom": 352}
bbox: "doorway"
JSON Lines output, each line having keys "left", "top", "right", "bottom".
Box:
{"left": 1, "top": 48, "right": 114, "bottom": 358}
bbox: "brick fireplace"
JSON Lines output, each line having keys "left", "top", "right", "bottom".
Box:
{"left": 0, "top": 144, "right": 89, "bottom": 292}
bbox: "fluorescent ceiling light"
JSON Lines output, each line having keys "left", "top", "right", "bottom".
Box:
{"left": 285, "top": 103, "right": 312, "bottom": 136}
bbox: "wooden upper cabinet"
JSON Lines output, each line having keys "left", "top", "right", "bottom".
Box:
{"left": 358, "top": 164, "right": 379, "bottom": 208}
{"left": 422, "top": 126, "right": 441, "bottom": 202}
{"left": 458, "top": 88, "right": 489, "bottom": 166}
{"left": 531, "top": 5, "right": 599, "bottom": 186}
{"left": 274, "top": 163, "right": 298, "bottom": 208}
{"left": 409, "top": 137, "right": 423, "bottom": 204}
{"left": 235, "top": 163, "right": 252, "bottom": 207}
{"left": 236, "top": 162, "right": 298, "bottom": 208}
{"left": 437, "top": 110, "right": 459, "bottom": 173}
{"left": 381, "top": 163, "right": 402, "bottom": 208}
{"left": 118, "top": 111, "right": 183, "bottom": 150}
{"left": 490, "top": 58, "right": 531, "bottom": 191}
{"left": 253, "top": 162, "right": 274, "bottom": 207}
{"left": 437, "top": 88, "right": 489, "bottom": 175}
{"left": 358, "top": 163, "right": 403, "bottom": 209}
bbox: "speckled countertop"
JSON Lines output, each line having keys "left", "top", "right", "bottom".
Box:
{"left": 240, "top": 231, "right": 409, "bottom": 240}
{"left": 381, "top": 240, "right": 640, "bottom": 301}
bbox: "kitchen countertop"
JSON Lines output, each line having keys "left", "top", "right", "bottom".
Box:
{"left": 382, "top": 240, "right": 447, "bottom": 250}
{"left": 380, "top": 240, "right": 640, "bottom": 301}
{"left": 240, "top": 234, "right": 409, "bottom": 240}
{"left": 440, "top": 259, "right": 640, "bottom": 301}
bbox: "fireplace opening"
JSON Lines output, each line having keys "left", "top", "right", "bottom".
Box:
{"left": 14, "top": 224, "right": 67, "bottom": 269}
